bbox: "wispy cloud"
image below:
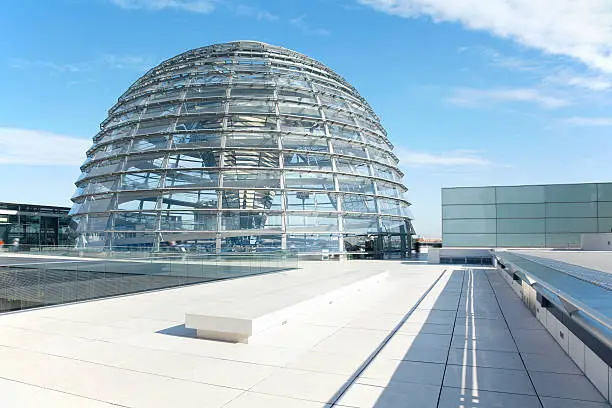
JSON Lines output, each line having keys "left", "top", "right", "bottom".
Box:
{"left": 395, "top": 148, "right": 494, "bottom": 167}
{"left": 10, "top": 54, "right": 153, "bottom": 75}
{"left": 448, "top": 87, "right": 571, "bottom": 109}
{"left": 358, "top": 0, "right": 612, "bottom": 74}
{"left": 110, "top": 0, "right": 216, "bottom": 13}
{"left": 0, "top": 128, "right": 89, "bottom": 166}
{"left": 235, "top": 5, "right": 278, "bottom": 21}
{"left": 9, "top": 59, "right": 90, "bottom": 73}
{"left": 564, "top": 117, "right": 612, "bottom": 127}
{"left": 290, "top": 15, "right": 330, "bottom": 36}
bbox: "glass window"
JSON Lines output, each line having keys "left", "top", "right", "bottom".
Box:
{"left": 497, "top": 219, "right": 545, "bottom": 234}
{"left": 495, "top": 185, "right": 545, "bottom": 204}
{"left": 282, "top": 135, "right": 328, "bottom": 152}
{"left": 376, "top": 181, "right": 401, "bottom": 198}
{"left": 328, "top": 124, "right": 361, "bottom": 141}
{"left": 160, "top": 191, "right": 218, "bottom": 210}
{"left": 85, "top": 178, "right": 117, "bottom": 194}
{"left": 545, "top": 218, "right": 597, "bottom": 233}
{"left": 149, "top": 90, "right": 183, "bottom": 104}
{"left": 286, "top": 191, "right": 339, "bottom": 211}
{"left": 176, "top": 116, "right": 223, "bottom": 131}
{"left": 342, "top": 215, "right": 378, "bottom": 233}
{"left": 165, "top": 169, "right": 218, "bottom": 188}
{"left": 183, "top": 100, "right": 225, "bottom": 114}
{"left": 231, "top": 87, "right": 274, "bottom": 98}
{"left": 545, "top": 184, "right": 597, "bottom": 203}
{"left": 130, "top": 135, "right": 170, "bottom": 153}
{"left": 277, "top": 89, "right": 316, "bottom": 104}
{"left": 172, "top": 133, "right": 221, "bottom": 148}
{"left": 598, "top": 217, "right": 612, "bottom": 233}
{"left": 279, "top": 103, "right": 320, "bottom": 118}
{"left": 342, "top": 194, "right": 376, "bottom": 213}
{"left": 222, "top": 170, "right": 280, "bottom": 188}
{"left": 227, "top": 114, "right": 276, "bottom": 129}
{"left": 598, "top": 202, "right": 612, "bottom": 218}
{"left": 185, "top": 86, "right": 226, "bottom": 98}
{"left": 546, "top": 202, "right": 597, "bottom": 218}
{"left": 121, "top": 172, "right": 163, "bottom": 190}
{"left": 443, "top": 204, "right": 496, "bottom": 219}
{"left": 160, "top": 211, "right": 216, "bottom": 231}
{"left": 221, "top": 211, "right": 282, "bottom": 231}
{"left": 142, "top": 104, "right": 180, "bottom": 119}
{"left": 229, "top": 100, "right": 275, "bottom": 114}
{"left": 80, "top": 195, "right": 113, "bottom": 214}
{"left": 287, "top": 234, "right": 339, "bottom": 251}
{"left": 280, "top": 118, "right": 325, "bottom": 134}
{"left": 497, "top": 234, "right": 545, "bottom": 247}
{"left": 324, "top": 108, "right": 355, "bottom": 125}
{"left": 78, "top": 215, "right": 112, "bottom": 232}
{"left": 222, "top": 190, "right": 282, "bottom": 210}
{"left": 443, "top": 233, "right": 496, "bottom": 247}
{"left": 284, "top": 171, "right": 334, "bottom": 191}
{"left": 123, "top": 153, "right": 166, "bottom": 172}
{"left": 443, "top": 219, "right": 497, "bottom": 234}
{"left": 136, "top": 119, "right": 174, "bottom": 135}
{"left": 597, "top": 183, "right": 612, "bottom": 201}
{"left": 283, "top": 153, "right": 332, "bottom": 170}
{"left": 117, "top": 192, "right": 159, "bottom": 210}
{"left": 226, "top": 133, "right": 278, "bottom": 148}
{"left": 168, "top": 152, "right": 221, "bottom": 169}
{"left": 332, "top": 140, "right": 367, "bottom": 158}
{"left": 338, "top": 175, "right": 374, "bottom": 194}
{"left": 286, "top": 213, "right": 338, "bottom": 232}
{"left": 496, "top": 203, "right": 545, "bottom": 219}
{"left": 336, "top": 158, "right": 370, "bottom": 176}
{"left": 114, "top": 212, "right": 157, "bottom": 231}
{"left": 378, "top": 198, "right": 403, "bottom": 216}
{"left": 442, "top": 187, "right": 496, "bottom": 205}
{"left": 224, "top": 151, "right": 278, "bottom": 168}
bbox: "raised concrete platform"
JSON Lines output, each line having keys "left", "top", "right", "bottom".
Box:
{"left": 186, "top": 269, "right": 388, "bottom": 343}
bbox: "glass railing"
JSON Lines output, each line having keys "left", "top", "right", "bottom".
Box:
{"left": 0, "top": 251, "right": 298, "bottom": 313}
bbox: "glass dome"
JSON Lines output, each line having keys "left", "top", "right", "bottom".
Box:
{"left": 70, "top": 41, "right": 413, "bottom": 254}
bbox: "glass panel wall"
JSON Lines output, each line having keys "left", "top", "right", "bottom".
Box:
{"left": 442, "top": 183, "right": 612, "bottom": 248}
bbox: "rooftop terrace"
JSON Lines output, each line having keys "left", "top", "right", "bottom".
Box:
{"left": 0, "top": 255, "right": 609, "bottom": 407}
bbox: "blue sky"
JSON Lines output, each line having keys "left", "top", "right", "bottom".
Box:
{"left": 1, "top": 0, "right": 612, "bottom": 237}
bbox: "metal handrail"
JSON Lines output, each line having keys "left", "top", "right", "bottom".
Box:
{"left": 494, "top": 250, "right": 612, "bottom": 338}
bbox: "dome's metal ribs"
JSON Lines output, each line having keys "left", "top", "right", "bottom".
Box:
{"left": 70, "top": 41, "right": 413, "bottom": 254}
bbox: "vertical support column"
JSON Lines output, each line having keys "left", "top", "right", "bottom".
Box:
{"left": 216, "top": 69, "right": 232, "bottom": 254}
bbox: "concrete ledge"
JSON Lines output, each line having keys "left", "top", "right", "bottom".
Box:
{"left": 185, "top": 271, "right": 388, "bottom": 343}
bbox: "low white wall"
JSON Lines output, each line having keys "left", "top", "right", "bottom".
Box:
{"left": 581, "top": 233, "right": 612, "bottom": 251}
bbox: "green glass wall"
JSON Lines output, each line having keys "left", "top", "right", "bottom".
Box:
{"left": 442, "top": 183, "right": 612, "bottom": 248}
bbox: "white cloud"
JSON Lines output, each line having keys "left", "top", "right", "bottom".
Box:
{"left": 0, "top": 128, "right": 89, "bottom": 166}
{"left": 290, "top": 15, "right": 330, "bottom": 36}
{"left": 9, "top": 59, "right": 89, "bottom": 73}
{"left": 448, "top": 87, "right": 570, "bottom": 109}
{"left": 235, "top": 5, "right": 278, "bottom": 21}
{"left": 110, "top": 0, "right": 216, "bottom": 13}
{"left": 564, "top": 117, "right": 612, "bottom": 126}
{"left": 10, "top": 54, "right": 152, "bottom": 75}
{"left": 358, "top": 0, "right": 612, "bottom": 74}
{"left": 395, "top": 148, "right": 494, "bottom": 167}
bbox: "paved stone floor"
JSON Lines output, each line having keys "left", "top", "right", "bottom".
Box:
{"left": 0, "top": 261, "right": 607, "bottom": 407}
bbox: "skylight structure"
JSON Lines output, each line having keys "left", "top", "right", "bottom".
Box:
{"left": 70, "top": 41, "right": 413, "bottom": 254}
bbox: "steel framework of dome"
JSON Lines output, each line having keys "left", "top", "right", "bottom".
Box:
{"left": 70, "top": 41, "right": 414, "bottom": 254}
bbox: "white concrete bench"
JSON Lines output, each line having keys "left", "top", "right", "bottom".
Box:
{"left": 185, "top": 269, "right": 388, "bottom": 343}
